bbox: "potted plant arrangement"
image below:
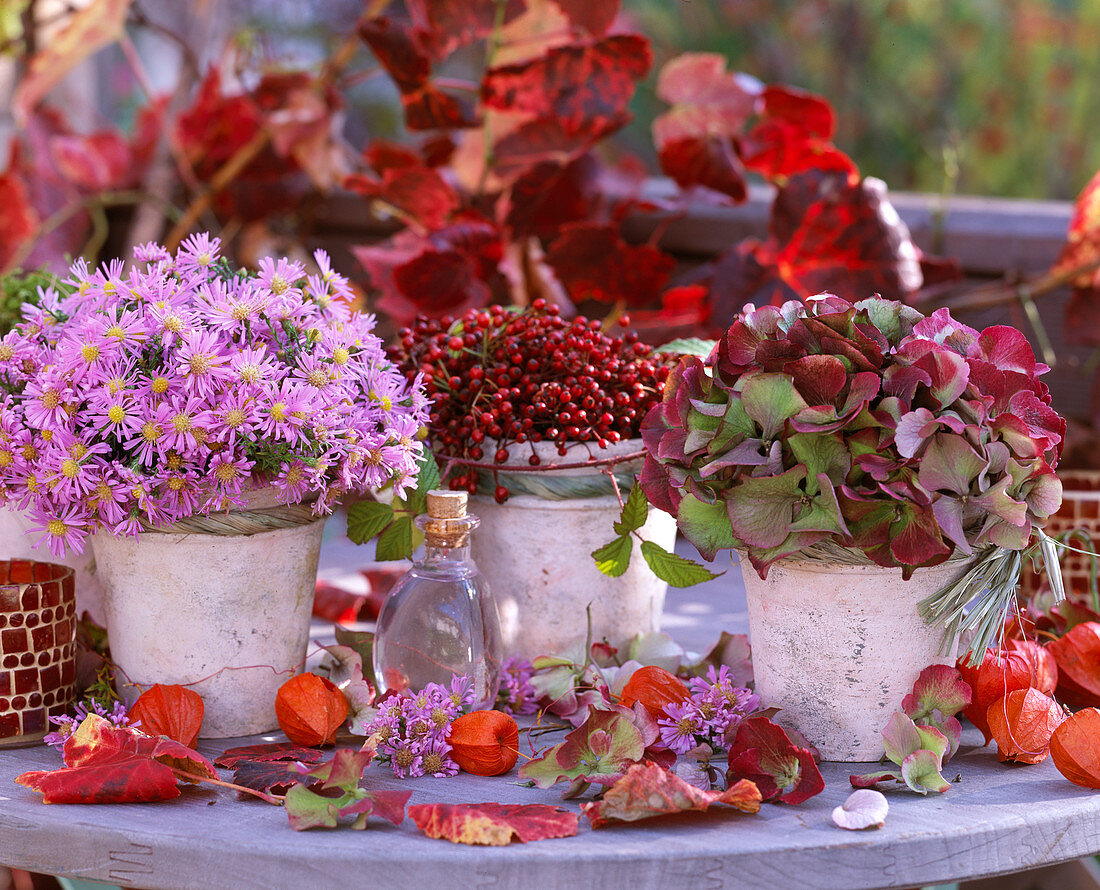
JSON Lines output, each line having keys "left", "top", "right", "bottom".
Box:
{"left": 0, "top": 235, "right": 427, "bottom": 737}
{"left": 376, "top": 299, "right": 691, "bottom": 657}
{"left": 633, "top": 294, "right": 1066, "bottom": 760}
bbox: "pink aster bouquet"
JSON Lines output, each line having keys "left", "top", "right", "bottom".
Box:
{"left": 0, "top": 234, "right": 428, "bottom": 557}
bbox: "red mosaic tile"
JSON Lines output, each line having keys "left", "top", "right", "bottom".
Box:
{"left": 13, "top": 668, "right": 36, "bottom": 695}
{"left": 24, "top": 613, "right": 38, "bottom": 628}
{"left": 39, "top": 664, "right": 60, "bottom": 692}
{"left": 10, "top": 696, "right": 25, "bottom": 710}
{"left": 8, "top": 613, "right": 22, "bottom": 627}
{"left": 21, "top": 709, "right": 44, "bottom": 734}
{"left": 27, "top": 693, "right": 41, "bottom": 707}
{"left": 19, "top": 586, "right": 38, "bottom": 611}
{"left": 1, "top": 628, "right": 26, "bottom": 651}
{"left": 0, "top": 714, "right": 17, "bottom": 736}
{"left": 0, "top": 586, "right": 19, "bottom": 613}
{"left": 17, "top": 653, "right": 31, "bottom": 667}
{"left": 2, "top": 655, "right": 17, "bottom": 669}
{"left": 31, "top": 625, "right": 52, "bottom": 650}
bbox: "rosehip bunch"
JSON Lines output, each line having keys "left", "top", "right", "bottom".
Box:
{"left": 392, "top": 300, "right": 675, "bottom": 501}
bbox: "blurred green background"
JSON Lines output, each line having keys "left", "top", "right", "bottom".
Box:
{"left": 621, "top": 0, "right": 1100, "bottom": 201}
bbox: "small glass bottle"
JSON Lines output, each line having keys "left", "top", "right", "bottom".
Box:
{"left": 373, "top": 490, "right": 502, "bottom": 709}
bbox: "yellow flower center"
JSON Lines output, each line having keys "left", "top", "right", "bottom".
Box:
{"left": 21, "top": 443, "right": 37, "bottom": 461}
{"left": 0, "top": 345, "right": 14, "bottom": 361}
{"left": 306, "top": 369, "right": 328, "bottom": 388}
{"left": 214, "top": 462, "right": 240, "bottom": 483}
{"left": 422, "top": 753, "right": 444, "bottom": 775}
{"left": 332, "top": 347, "right": 349, "bottom": 366}
{"left": 165, "top": 315, "right": 183, "bottom": 333}
{"left": 238, "top": 364, "right": 260, "bottom": 384}
{"left": 269, "top": 403, "right": 287, "bottom": 423}
{"left": 152, "top": 377, "right": 170, "bottom": 394}
{"left": 0, "top": 450, "right": 12, "bottom": 467}
{"left": 171, "top": 413, "right": 192, "bottom": 433}
{"left": 365, "top": 448, "right": 385, "bottom": 467}
{"left": 71, "top": 443, "right": 86, "bottom": 459}
{"left": 40, "top": 390, "right": 60, "bottom": 409}
{"left": 106, "top": 325, "right": 125, "bottom": 340}
{"left": 168, "top": 476, "right": 185, "bottom": 491}
{"left": 60, "top": 459, "right": 79, "bottom": 479}
{"left": 189, "top": 354, "right": 211, "bottom": 375}
{"left": 284, "top": 465, "right": 303, "bottom": 484}
{"left": 224, "top": 408, "right": 245, "bottom": 428}
{"left": 47, "top": 519, "right": 67, "bottom": 538}
{"left": 41, "top": 429, "right": 53, "bottom": 442}
{"left": 93, "top": 481, "right": 111, "bottom": 502}
{"left": 192, "top": 428, "right": 209, "bottom": 446}
{"left": 231, "top": 304, "right": 250, "bottom": 321}
{"left": 197, "top": 252, "right": 212, "bottom": 267}
{"left": 269, "top": 274, "right": 289, "bottom": 295}
{"left": 107, "top": 405, "right": 126, "bottom": 424}
{"left": 25, "top": 474, "right": 39, "bottom": 492}
{"left": 394, "top": 748, "right": 415, "bottom": 770}
{"left": 81, "top": 344, "right": 99, "bottom": 362}
{"left": 142, "top": 422, "right": 162, "bottom": 443}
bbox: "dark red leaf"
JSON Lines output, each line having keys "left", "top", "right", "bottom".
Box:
{"left": 358, "top": 17, "right": 432, "bottom": 93}
{"left": 175, "top": 67, "right": 265, "bottom": 180}
{"left": 550, "top": 0, "right": 621, "bottom": 36}
{"left": 403, "top": 86, "right": 480, "bottom": 131}
{"left": 394, "top": 250, "right": 489, "bottom": 313}
{"left": 365, "top": 141, "right": 423, "bottom": 172}
{"left": 406, "top": 0, "right": 526, "bottom": 59}
{"left": 232, "top": 760, "right": 314, "bottom": 796}
{"left": 492, "top": 114, "right": 629, "bottom": 181}
{"left": 345, "top": 165, "right": 459, "bottom": 230}
{"left": 725, "top": 716, "right": 825, "bottom": 805}
{"left": 742, "top": 118, "right": 858, "bottom": 183}
{"left": 482, "top": 36, "right": 652, "bottom": 136}
{"left": 760, "top": 85, "right": 835, "bottom": 139}
{"left": 49, "top": 131, "right": 133, "bottom": 191}
{"left": 546, "top": 221, "right": 675, "bottom": 307}
{"left": 312, "top": 579, "right": 369, "bottom": 624}
{"left": 503, "top": 155, "right": 598, "bottom": 238}
{"left": 215, "top": 742, "right": 327, "bottom": 770}
{"left": 657, "top": 136, "right": 746, "bottom": 201}
{"left": 408, "top": 802, "right": 579, "bottom": 845}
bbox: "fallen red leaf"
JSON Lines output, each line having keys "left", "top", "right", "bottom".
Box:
{"left": 581, "top": 761, "right": 761, "bottom": 828}
{"left": 987, "top": 687, "right": 1065, "bottom": 765}
{"left": 1050, "top": 708, "right": 1100, "bottom": 789}
{"left": 275, "top": 673, "right": 349, "bottom": 747}
{"left": 128, "top": 684, "right": 205, "bottom": 748}
{"left": 16, "top": 714, "right": 217, "bottom": 805}
{"left": 725, "top": 716, "right": 825, "bottom": 805}
{"left": 408, "top": 802, "right": 579, "bottom": 845}
{"left": 1048, "top": 622, "right": 1100, "bottom": 708}
{"left": 232, "top": 760, "right": 314, "bottom": 796}
{"left": 214, "top": 742, "right": 327, "bottom": 770}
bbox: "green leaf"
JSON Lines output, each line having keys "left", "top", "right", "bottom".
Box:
{"left": 345, "top": 501, "right": 396, "bottom": 545}
{"left": 639, "top": 541, "right": 722, "bottom": 587}
{"left": 403, "top": 451, "right": 442, "bottom": 514}
{"left": 592, "top": 535, "right": 633, "bottom": 577}
{"left": 375, "top": 514, "right": 414, "bottom": 561}
{"left": 676, "top": 493, "right": 737, "bottom": 561}
{"left": 614, "top": 485, "right": 649, "bottom": 536}
{"left": 656, "top": 337, "right": 716, "bottom": 357}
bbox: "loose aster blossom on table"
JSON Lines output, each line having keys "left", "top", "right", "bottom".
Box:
{"left": 368, "top": 675, "right": 476, "bottom": 778}
{"left": 658, "top": 666, "right": 759, "bottom": 755}
{"left": 0, "top": 235, "right": 428, "bottom": 556}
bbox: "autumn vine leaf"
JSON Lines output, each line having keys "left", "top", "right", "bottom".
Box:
{"left": 215, "top": 743, "right": 327, "bottom": 771}
{"left": 581, "top": 761, "right": 761, "bottom": 828}
{"left": 409, "top": 802, "right": 579, "bottom": 845}
{"left": 16, "top": 714, "right": 227, "bottom": 805}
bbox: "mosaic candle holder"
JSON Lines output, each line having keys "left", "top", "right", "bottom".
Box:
{"left": 0, "top": 560, "right": 76, "bottom": 747}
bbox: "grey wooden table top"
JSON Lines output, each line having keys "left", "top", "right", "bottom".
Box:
{"left": 1, "top": 525, "right": 1098, "bottom": 890}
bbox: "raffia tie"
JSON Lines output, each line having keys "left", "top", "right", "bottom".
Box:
{"left": 141, "top": 502, "right": 320, "bottom": 536}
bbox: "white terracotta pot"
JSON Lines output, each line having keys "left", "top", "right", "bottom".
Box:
{"left": 740, "top": 554, "right": 968, "bottom": 762}
{"left": 95, "top": 490, "right": 324, "bottom": 738}
{"left": 470, "top": 439, "right": 677, "bottom": 658}
{"left": 0, "top": 507, "right": 105, "bottom": 623}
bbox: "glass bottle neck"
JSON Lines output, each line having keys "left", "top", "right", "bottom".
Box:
{"left": 422, "top": 538, "right": 472, "bottom": 562}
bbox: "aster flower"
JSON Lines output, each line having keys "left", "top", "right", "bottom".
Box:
{"left": 419, "top": 736, "right": 459, "bottom": 778}
{"left": 0, "top": 238, "right": 427, "bottom": 555}
{"left": 44, "top": 699, "right": 131, "bottom": 750}
{"left": 496, "top": 656, "right": 540, "bottom": 716}
{"left": 658, "top": 701, "right": 705, "bottom": 755}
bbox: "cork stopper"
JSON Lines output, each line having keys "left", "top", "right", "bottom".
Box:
{"left": 422, "top": 490, "right": 475, "bottom": 547}
{"left": 426, "top": 490, "right": 467, "bottom": 520}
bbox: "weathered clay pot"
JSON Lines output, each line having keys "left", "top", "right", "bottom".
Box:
{"left": 740, "top": 554, "right": 968, "bottom": 762}
{"left": 470, "top": 439, "right": 677, "bottom": 658}
{"left": 95, "top": 489, "right": 324, "bottom": 738}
